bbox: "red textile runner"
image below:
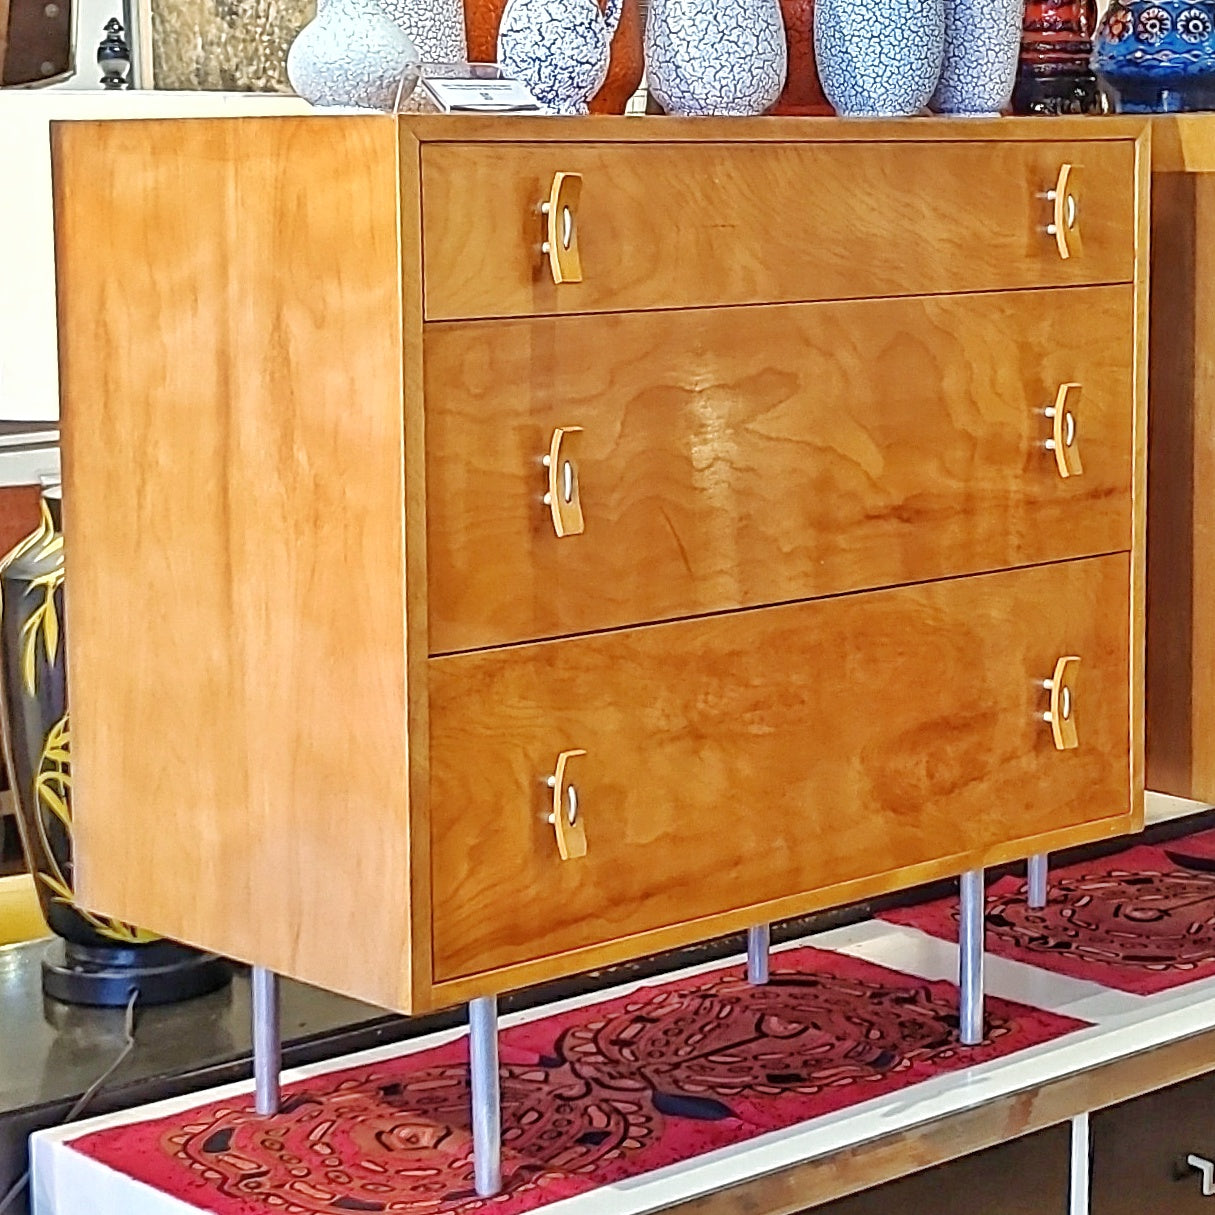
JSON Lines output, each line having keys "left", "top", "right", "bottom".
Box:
{"left": 72, "top": 946, "right": 1086, "bottom": 1214}
{"left": 882, "top": 829, "right": 1215, "bottom": 995}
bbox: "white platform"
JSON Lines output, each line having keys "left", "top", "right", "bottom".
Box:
{"left": 30, "top": 889, "right": 1215, "bottom": 1215}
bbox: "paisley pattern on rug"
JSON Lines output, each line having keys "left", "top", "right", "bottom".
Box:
{"left": 72, "top": 947, "right": 1086, "bottom": 1215}
{"left": 882, "top": 830, "right": 1215, "bottom": 994}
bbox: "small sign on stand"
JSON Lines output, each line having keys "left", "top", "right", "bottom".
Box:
{"left": 419, "top": 63, "right": 542, "bottom": 113}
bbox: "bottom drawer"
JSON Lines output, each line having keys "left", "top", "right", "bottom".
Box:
{"left": 429, "top": 555, "right": 1133, "bottom": 984}
{"left": 1091, "top": 1070, "right": 1215, "bottom": 1214}
{"left": 805, "top": 1124, "right": 1071, "bottom": 1214}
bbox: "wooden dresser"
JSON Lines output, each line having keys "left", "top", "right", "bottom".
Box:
{"left": 51, "top": 116, "right": 1149, "bottom": 1017}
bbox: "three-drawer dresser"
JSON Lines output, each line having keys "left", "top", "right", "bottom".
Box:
{"left": 51, "top": 117, "right": 1147, "bottom": 1044}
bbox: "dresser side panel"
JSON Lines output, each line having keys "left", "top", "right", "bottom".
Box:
{"left": 54, "top": 116, "right": 415, "bottom": 1011}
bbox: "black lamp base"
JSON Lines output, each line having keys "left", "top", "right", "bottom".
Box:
{"left": 41, "top": 939, "right": 231, "bottom": 1007}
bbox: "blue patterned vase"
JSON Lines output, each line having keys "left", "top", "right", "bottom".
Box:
{"left": 815, "top": 0, "right": 946, "bottom": 115}
{"left": 932, "top": 0, "right": 1024, "bottom": 112}
{"left": 645, "top": 0, "right": 788, "bottom": 116}
{"left": 1093, "top": 0, "right": 1215, "bottom": 111}
{"left": 497, "top": 0, "right": 624, "bottom": 114}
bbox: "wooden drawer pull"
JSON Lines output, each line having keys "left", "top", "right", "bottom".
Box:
{"left": 541, "top": 172, "right": 583, "bottom": 285}
{"left": 1044, "top": 382, "right": 1083, "bottom": 478}
{"left": 1043, "top": 656, "right": 1080, "bottom": 751}
{"left": 542, "top": 426, "right": 585, "bottom": 537}
{"left": 1187, "top": 1155, "right": 1215, "bottom": 1196}
{"left": 1046, "top": 163, "right": 1083, "bottom": 261}
{"left": 546, "top": 749, "right": 588, "bottom": 860}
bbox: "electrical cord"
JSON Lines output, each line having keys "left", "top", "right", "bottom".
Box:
{"left": 0, "top": 989, "right": 139, "bottom": 1215}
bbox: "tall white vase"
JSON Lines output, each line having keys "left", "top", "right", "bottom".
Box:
{"left": 381, "top": 0, "right": 468, "bottom": 61}
{"left": 287, "top": 0, "right": 421, "bottom": 109}
{"left": 815, "top": 0, "right": 945, "bottom": 116}
{"left": 930, "top": 0, "right": 1023, "bottom": 114}
{"left": 645, "top": 0, "right": 788, "bottom": 116}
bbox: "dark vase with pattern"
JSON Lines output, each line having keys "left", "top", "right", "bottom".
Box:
{"left": 1012, "top": 0, "right": 1102, "bottom": 113}
{"left": 0, "top": 489, "right": 230, "bottom": 1005}
{"left": 1093, "top": 0, "right": 1215, "bottom": 111}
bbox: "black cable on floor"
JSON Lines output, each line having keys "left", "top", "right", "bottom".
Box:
{"left": 0, "top": 988, "right": 139, "bottom": 1215}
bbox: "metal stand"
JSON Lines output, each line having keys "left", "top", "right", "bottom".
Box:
{"left": 251, "top": 966, "right": 281, "bottom": 1115}
{"left": 469, "top": 996, "right": 501, "bottom": 1197}
{"left": 747, "top": 924, "right": 771, "bottom": 985}
{"left": 959, "top": 869, "right": 986, "bottom": 1047}
{"left": 1028, "top": 853, "right": 1049, "bottom": 909}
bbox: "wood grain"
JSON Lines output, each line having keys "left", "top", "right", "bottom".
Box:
{"left": 426, "top": 287, "right": 1135, "bottom": 654}
{"left": 54, "top": 116, "right": 418, "bottom": 1012}
{"left": 0, "top": 0, "right": 10, "bottom": 82}
{"left": 429, "top": 554, "right": 1133, "bottom": 985}
{"left": 1144, "top": 167, "right": 1215, "bottom": 800}
{"left": 420, "top": 139, "right": 1137, "bottom": 320}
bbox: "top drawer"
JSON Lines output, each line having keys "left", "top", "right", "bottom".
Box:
{"left": 420, "top": 139, "right": 1137, "bottom": 320}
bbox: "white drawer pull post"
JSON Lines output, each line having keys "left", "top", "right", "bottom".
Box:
{"left": 1044, "top": 383, "right": 1084, "bottom": 478}
{"left": 542, "top": 426, "right": 585, "bottom": 537}
{"left": 1045, "top": 162, "right": 1083, "bottom": 260}
{"left": 1189, "top": 1155, "right": 1215, "bottom": 1197}
{"left": 1043, "top": 656, "right": 1081, "bottom": 751}
{"left": 547, "top": 748, "right": 588, "bottom": 859}
{"left": 540, "top": 171, "right": 583, "bottom": 284}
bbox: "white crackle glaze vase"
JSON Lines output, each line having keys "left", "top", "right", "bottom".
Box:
{"left": 497, "top": 0, "right": 624, "bottom": 114}
{"left": 930, "top": 0, "right": 1022, "bottom": 114}
{"left": 815, "top": 0, "right": 945, "bottom": 116}
{"left": 645, "top": 0, "right": 787, "bottom": 115}
{"left": 287, "top": 0, "right": 421, "bottom": 109}
{"left": 381, "top": 0, "right": 468, "bottom": 60}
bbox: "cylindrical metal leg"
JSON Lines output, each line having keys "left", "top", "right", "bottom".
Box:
{"left": 958, "top": 868, "right": 986, "bottom": 1047}
{"left": 251, "top": 966, "right": 281, "bottom": 1116}
{"left": 747, "top": 924, "right": 771, "bottom": 985}
{"left": 1028, "top": 852, "right": 1049, "bottom": 909}
{"left": 469, "top": 996, "right": 501, "bottom": 1198}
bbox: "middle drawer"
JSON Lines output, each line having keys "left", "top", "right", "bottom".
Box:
{"left": 425, "top": 286, "right": 1134, "bottom": 654}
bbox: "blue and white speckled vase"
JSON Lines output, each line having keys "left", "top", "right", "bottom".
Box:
{"left": 815, "top": 0, "right": 946, "bottom": 115}
{"left": 645, "top": 0, "right": 788, "bottom": 116}
{"left": 287, "top": 0, "right": 421, "bottom": 109}
{"left": 380, "top": 0, "right": 467, "bottom": 61}
{"left": 497, "top": 0, "right": 624, "bottom": 114}
{"left": 1093, "top": 0, "right": 1215, "bottom": 111}
{"left": 931, "top": 0, "right": 1023, "bottom": 112}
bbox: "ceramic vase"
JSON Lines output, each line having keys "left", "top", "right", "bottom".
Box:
{"left": 815, "top": 0, "right": 946, "bottom": 115}
{"left": 1093, "top": 0, "right": 1215, "bottom": 111}
{"left": 771, "top": 0, "right": 835, "bottom": 113}
{"left": 465, "top": 0, "right": 644, "bottom": 112}
{"left": 931, "top": 0, "right": 1023, "bottom": 112}
{"left": 287, "top": 0, "right": 421, "bottom": 110}
{"left": 0, "top": 491, "right": 230, "bottom": 1005}
{"left": 381, "top": 0, "right": 467, "bottom": 60}
{"left": 1012, "top": 0, "right": 1101, "bottom": 113}
{"left": 497, "top": 0, "right": 625, "bottom": 114}
{"left": 646, "top": 0, "right": 788, "bottom": 116}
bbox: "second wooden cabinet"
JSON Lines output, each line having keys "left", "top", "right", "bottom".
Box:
{"left": 53, "top": 115, "right": 1148, "bottom": 1014}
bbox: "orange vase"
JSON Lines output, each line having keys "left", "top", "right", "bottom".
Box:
{"left": 771, "top": 0, "right": 834, "bottom": 115}
{"left": 464, "top": 0, "right": 643, "bottom": 113}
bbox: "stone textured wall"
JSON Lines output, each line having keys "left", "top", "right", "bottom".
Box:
{"left": 150, "top": 0, "right": 314, "bottom": 89}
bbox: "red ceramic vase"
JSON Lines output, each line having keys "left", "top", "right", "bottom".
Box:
{"left": 1011, "top": 0, "right": 1101, "bottom": 114}
{"left": 771, "top": 0, "right": 833, "bottom": 116}
{"left": 464, "top": 0, "right": 644, "bottom": 113}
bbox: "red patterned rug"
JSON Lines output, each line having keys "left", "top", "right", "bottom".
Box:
{"left": 71, "top": 947, "right": 1085, "bottom": 1215}
{"left": 881, "top": 829, "right": 1215, "bottom": 995}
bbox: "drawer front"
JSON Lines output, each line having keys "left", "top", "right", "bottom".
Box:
{"left": 429, "top": 555, "right": 1132, "bottom": 982}
{"left": 427, "top": 287, "right": 1134, "bottom": 654}
{"left": 806, "top": 1126, "right": 1070, "bottom": 1214}
{"left": 1091, "top": 1071, "right": 1215, "bottom": 1215}
{"left": 421, "top": 140, "right": 1136, "bottom": 320}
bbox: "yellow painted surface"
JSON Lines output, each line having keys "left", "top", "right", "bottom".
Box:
{"left": 0, "top": 873, "right": 48, "bottom": 945}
